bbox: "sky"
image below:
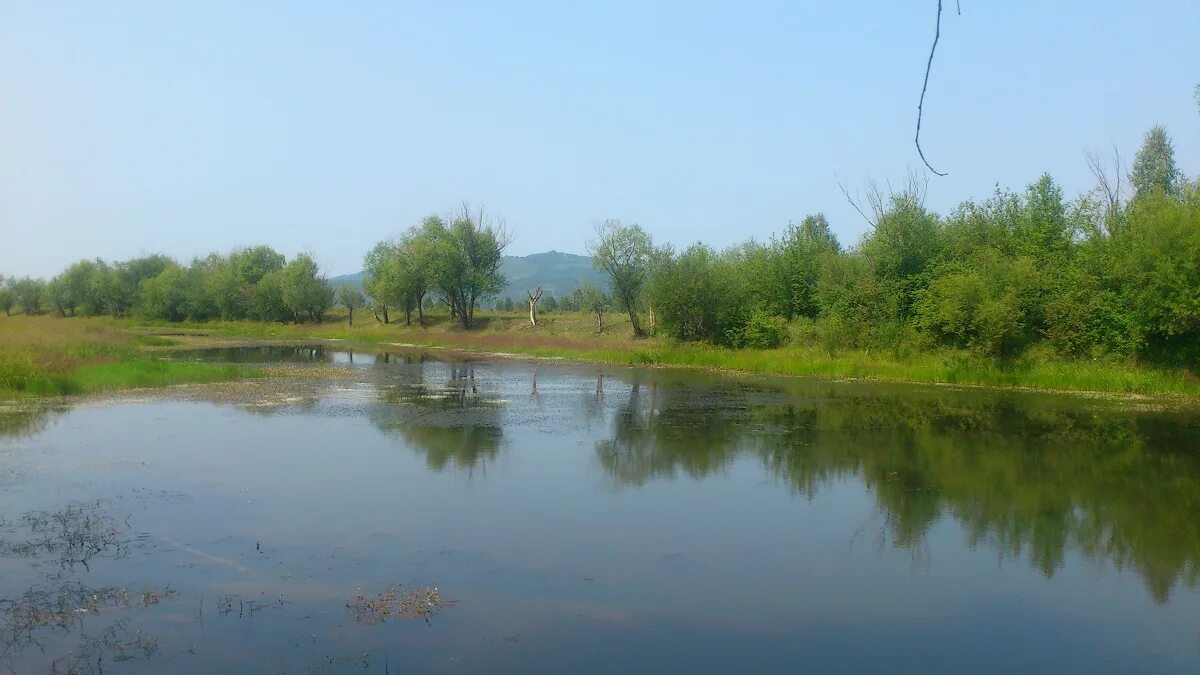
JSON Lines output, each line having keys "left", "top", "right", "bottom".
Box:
{"left": 2, "top": 1, "right": 1197, "bottom": 278}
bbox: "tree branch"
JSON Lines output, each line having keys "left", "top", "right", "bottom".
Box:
{"left": 916, "top": 0, "right": 948, "bottom": 177}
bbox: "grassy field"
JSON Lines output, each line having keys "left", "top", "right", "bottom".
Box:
{"left": 119, "top": 308, "right": 1200, "bottom": 399}
{"left": 0, "top": 316, "right": 262, "bottom": 398}
{"left": 2, "top": 310, "right": 1196, "bottom": 399}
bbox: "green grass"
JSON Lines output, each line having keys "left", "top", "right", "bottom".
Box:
{"left": 8, "top": 312, "right": 1196, "bottom": 400}
{"left": 0, "top": 315, "right": 262, "bottom": 398}
{"left": 123, "top": 310, "right": 1200, "bottom": 399}
{"left": 16, "top": 359, "right": 264, "bottom": 397}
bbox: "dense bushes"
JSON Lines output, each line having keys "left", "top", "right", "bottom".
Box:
{"left": 590, "top": 129, "right": 1198, "bottom": 368}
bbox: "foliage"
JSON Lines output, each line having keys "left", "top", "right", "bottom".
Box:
{"left": 280, "top": 254, "right": 335, "bottom": 323}
{"left": 1131, "top": 125, "right": 1182, "bottom": 198}
{"left": 418, "top": 209, "right": 509, "bottom": 328}
{"left": 589, "top": 220, "right": 653, "bottom": 336}
{"left": 337, "top": 284, "right": 366, "bottom": 325}
{"left": 735, "top": 310, "right": 788, "bottom": 349}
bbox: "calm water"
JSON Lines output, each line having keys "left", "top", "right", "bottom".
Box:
{"left": 2, "top": 346, "right": 1199, "bottom": 673}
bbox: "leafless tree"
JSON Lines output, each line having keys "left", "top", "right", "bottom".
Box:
{"left": 527, "top": 285, "right": 543, "bottom": 327}
{"left": 1085, "top": 146, "right": 1126, "bottom": 236}
{"left": 838, "top": 169, "right": 930, "bottom": 228}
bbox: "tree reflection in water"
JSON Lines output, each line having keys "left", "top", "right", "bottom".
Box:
{"left": 369, "top": 363, "right": 504, "bottom": 475}
{"left": 596, "top": 375, "right": 1200, "bottom": 603}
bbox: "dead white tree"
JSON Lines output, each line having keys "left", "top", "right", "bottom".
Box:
{"left": 527, "top": 286, "right": 543, "bottom": 327}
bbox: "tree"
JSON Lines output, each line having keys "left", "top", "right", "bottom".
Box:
{"left": 1131, "top": 125, "right": 1182, "bottom": 198}
{"left": 0, "top": 275, "right": 13, "bottom": 316}
{"left": 11, "top": 277, "right": 46, "bottom": 315}
{"left": 588, "top": 220, "right": 653, "bottom": 337}
{"left": 137, "top": 265, "right": 189, "bottom": 321}
{"left": 424, "top": 206, "right": 509, "bottom": 328}
{"left": 1112, "top": 189, "right": 1200, "bottom": 363}
{"left": 280, "top": 254, "right": 334, "bottom": 323}
{"left": 337, "top": 284, "right": 366, "bottom": 326}
{"left": 527, "top": 286, "right": 543, "bottom": 326}
{"left": 578, "top": 283, "right": 608, "bottom": 333}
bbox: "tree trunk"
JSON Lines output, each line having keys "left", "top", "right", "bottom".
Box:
{"left": 628, "top": 308, "right": 643, "bottom": 337}
{"left": 527, "top": 286, "right": 542, "bottom": 327}
{"left": 417, "top": 295, "right": 424, "bottom": 325}
{"left": 596, "top": 310, "right": 603, "bottom": 333}
{"left": 382, "top": 305, "right": 389, "bottom": 324}
{"left": 347, "top": 308, "right": 353, "bottom": 327}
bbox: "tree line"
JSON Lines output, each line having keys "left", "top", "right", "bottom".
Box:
{"left": 582, "top": 124, "right": 1199, "bottom": 365}
{"left": 2, "top": 125, "right": 1197, "bottom": 366}
{"left": 0, "top": 248, "right": 336, "bottom": 324}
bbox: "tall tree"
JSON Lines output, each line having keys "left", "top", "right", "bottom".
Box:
{"left": 1131, "top": 125, "right": 1182, "bottom": 198}
{"left": 588, "top": 220, "right": 653, "bottom": 337}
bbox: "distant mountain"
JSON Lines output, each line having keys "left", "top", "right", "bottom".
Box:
{"left": 330, "top": 250, "right": 607, "bottom": 304}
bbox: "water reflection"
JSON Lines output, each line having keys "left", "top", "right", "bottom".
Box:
{"left": 0, "top": 405, "right": 65, "bottom": 439}
{"left": 4, "top": 344, "right": 1200, "bottom": 672}
{"left": 369, "top": 364, "right": 504, "bottom": 473}
{"left": 597, "top": 376, "right": 1200, "bottom": 602}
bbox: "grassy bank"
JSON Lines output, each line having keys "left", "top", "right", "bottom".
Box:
{"left": 122, "top": 309, "right": 1200, "bottom": 399}
{"left": 0, "top": 316, "right": 263, "bottom": 398}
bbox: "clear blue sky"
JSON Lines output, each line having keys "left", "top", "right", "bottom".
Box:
{"left": 2, "top": 1, "right": 1197, "bottom": 278}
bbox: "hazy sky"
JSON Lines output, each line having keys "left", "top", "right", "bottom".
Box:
{"left": 2, "top": 1, "right": 1197, "bottom": 278}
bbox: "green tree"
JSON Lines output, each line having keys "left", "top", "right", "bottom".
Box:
{"left": 280, "top": 254, "right": 334, "bottom": 323}
{"left": 423, "top": 208, "right": 509, "bottom": 328}
{"left": 1113, "top": 189, "right": 1200, "bottom": 363}
{"left": 650, "top": 244, "right": 749, "bottom": 345}
{"left": 0, "top": 280, "right": 13, "bottom": 316}
{"left": 337, "top": 284, "right": 366, "bottom": 326}
{"left": 137, "top": 265, "right": 189, "bottom": 321}
{"left": 249, "top": 270, "right": 291, "bottom": 322}
{"left": 1131, "top": 125, "right": 1182, "bottom": 198}
{"left": 751, "top": 213, "right": 841, "bottom": 320}
{"left": 578, "top": 283, "right": 608, "bottom": 333}
{"left": 11, "top": 277, "right": 47, "bottom": 315}
{"left": 588, "top": 220, "right": 653, "bottom": 337}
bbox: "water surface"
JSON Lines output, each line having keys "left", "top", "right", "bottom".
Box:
{"left": 2, "top": 346, "right": 1199, "bottom": 673}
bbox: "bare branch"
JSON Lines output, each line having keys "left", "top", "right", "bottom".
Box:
{"left": 838, "top": 177, "right": 877, "bottom": 229}
{"left": 916, "top": 0, "right": 949, "bottom": 177}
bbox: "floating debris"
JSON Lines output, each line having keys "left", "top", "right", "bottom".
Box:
{"left": 346, "top": 586, "right": 453, "bottom": 625}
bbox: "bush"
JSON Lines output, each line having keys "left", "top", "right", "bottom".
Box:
{"left": 733, "top": 310, "right": 788, "bottom": 349}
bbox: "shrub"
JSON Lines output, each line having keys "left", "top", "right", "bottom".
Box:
{"left": 735, "top": 310, "right": 788, "bottom": 349}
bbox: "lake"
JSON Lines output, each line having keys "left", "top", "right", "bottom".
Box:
{"left": 2, "top": 345, "right": 1199, "bottom": 673}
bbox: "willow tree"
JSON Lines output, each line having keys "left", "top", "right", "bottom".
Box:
{"left": 423, "top": 206, "right": 509, "bottom": 329}
{"left": 588, "top": 220, "right": 653, "bottom": 337}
